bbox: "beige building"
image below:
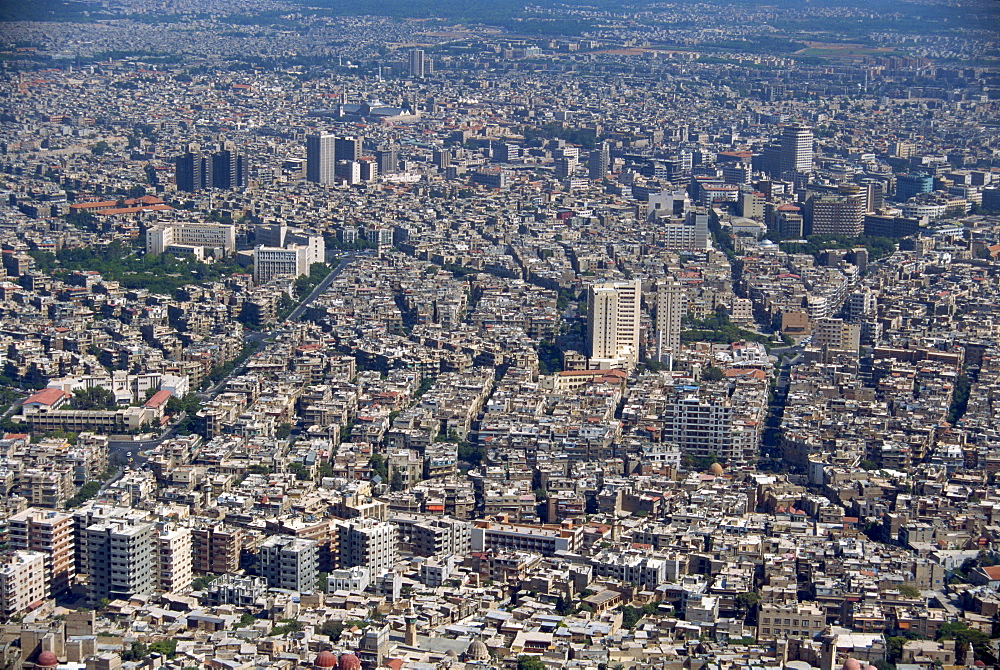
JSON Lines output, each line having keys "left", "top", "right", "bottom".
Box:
{"left": 157, "top": 525, "right": 193, "bottom": 594}
{"left": 8, "top": 508, "right": 76, "bottom": 596}
{"left": 0, "top": 551, "right": 47, "bottom": 617}
{"left": 146, "top": 222, "right": 236, "bottom": 257}
{"left": 813, "top": 317, "right": 861, "bottom": 352}
{"left": 758, "top": 602, "right": 826, "bottom": 640}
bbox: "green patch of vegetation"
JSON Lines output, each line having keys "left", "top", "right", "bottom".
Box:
{"left": 270, "top": 619, "right": 303, "bottom": 636}
{"left": 620, "top": 602, "right": 661, "bottom": 629}
{"left": 681, "top": 308, "right": 771, "bottom": 346}
{"left": 28, "top": 241, "right": 245, "bottom": 296}
{"left": 947, "top": 374, "right": 971, "bottom": 424}
{"left": 778, "top": 235, "right": 896, "bottom": 262}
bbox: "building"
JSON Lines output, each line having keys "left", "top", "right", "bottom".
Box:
{"left": 779, "top": 125, "right": 813, "bottom": 175}
{"left": 174, "top": 143, "right": 246, "bottom": 192}
{"left": 8, "top": 508, "right": 75, "bottom": 597}
{"left": 589, "top": 143, "right": 610, "bottom": 179}
{"left": 335, "top": 136, "right": 362, "bottom": 164}
{"left": 306, "top": 133, "right": 335, "bottom": 185}
{"left": 0, "top": 551, "right": 47, "bottom": 617}
{"left": 390, "top": 514, "right": 472, "bottom": 558}
{"left": 259, "top": 535, "right": 318, "bottom": 592}
{"left": 376, "top": 146, "right": 399, "bottom": 175}
{"left": 758, "top": 602, "right": 826, "bottom": 640}
{"left": 84, "top": 520, "right": 157, "bottom": 606}
{"left": 409, "top": 49, "right": 429, "bottom": 78}
{"left": 471, "top": 519, "right": 583, "bottom": 556}
{"left": 252, "top": 245, "right": 309, "bottom": 284}
{"left": 192, "top": 526, "right": 242, "bottom": 575}
{"left": 809, "top": 194, "right": 865, "bottom": 237}
{"left": 203, "top": 574, "right": 267, "bottom": 607}
{"left": 895, "top": 173, "right": 934, "bottom": 201}
{"left": 813, "top": 317, "right": 861, "bottom": 353}
{"left": 326, "top": 566, "right": 370, "bottom": 593}
{"left": 338, "top": 518, "right": 398, "bottom": 577}
{"left": 587, "top": 279, "right": 642, "bottom": 368}
{"left": 156, "top": 525, "right": 192, "bottom": 595}
{"left": 146, "top": 222, "right": 236, "bottom": 257}
{"left": 654, "top": 279, "right": 685, "bottom": 361}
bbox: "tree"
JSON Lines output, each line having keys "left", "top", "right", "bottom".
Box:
{"left": 192, "top": 574, "right": 216, "bottom": 591}
{"left": 369, "top": 454, "right": 388, "bottom": 482}
{"left": 317, "top": 571, "right": 329, "bottom": 591}
{"left": 735, "top": 591, "right": 760, "bottom": 613}
{"left": 703, "top": 365, "right": 725, "bottom": 382}
{"left": 71, "top": 386, "right": 116, "bottom": 410}
{"left": 320, "top": 619, "right": 345, "bottom": 641}
{"left": 517, "top": 656, "right": 546, "bottom": 670}
{"left": 898, "top": 584, "right": 921, "bottom": 598}
{"left": 276, "top": 423, "right": 292, "bottom": 439}
{"left": 91, "top": 140, "right": 111, "bottom": 156}
{"left": 148, "top": 640, "right": 177, "bottom": 659}
{"left": 389, "top": 468, "right": 405, "bottom": 492}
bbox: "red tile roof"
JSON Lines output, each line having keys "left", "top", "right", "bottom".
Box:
{"left": 24, "top": 388, "right": 69, "bottom": 406}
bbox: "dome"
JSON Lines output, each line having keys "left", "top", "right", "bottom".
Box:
{"left": 842, "top": 659, "right": 862, "bottom": 670}
{"left": 314, "top": 652, "right": 337, "bottom": 668}
{"left": 36, "top": 651, "right": 59, "bottom": 667}
{"left": 709, "top": 462, "right": 724, "bottom": 475}
{"left": 466, "top": 639, "right": 489, "bottom": 660}
{"left": 338, "top": 653, "right": 361, "bottom": 670}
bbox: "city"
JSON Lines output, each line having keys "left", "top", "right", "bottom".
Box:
{"left": 0, "top": 1, "right": 998, "bottom": 670}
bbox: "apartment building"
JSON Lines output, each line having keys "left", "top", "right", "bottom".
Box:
{"left": 338, "top": 518, "right": 398, "bottom": 577}
{"left": 259, "top": 535, "right": 318, "bottom": 592}
{"left": 157, "top": 525, "right": 193, "bottom": 595}
{"left": 84, "top": 520, "right": 156, "bottom": 606}
{"left": 8, "top": 508, "right": 75, "bottom": 597}
{"left": 0, "top": 551, "right": 47, "bottom": 617}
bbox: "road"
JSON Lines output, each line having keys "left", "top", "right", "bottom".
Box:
{"left": 104, "top": 256, "right": 356, "bottom": 479}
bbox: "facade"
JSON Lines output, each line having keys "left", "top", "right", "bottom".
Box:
{"left": 84, "top": 520, "right": 157, "bottom": 606}
{"left": 156, "top": 525, "right": 193, "bottom": 595}
{"left": 253, "top": 245, "right": 310, "bottom": 284}
{"left": 471, "top": 519, "right": 583, "bottom": 556}
{"left": 174, "top": 143, "right": 246, "bottom": 192}
{"left": 335, "top": 136, "right": 362, "bottom": 163}
{"left": 809, "top": 194, "right": 865, "bottom": 237}
{"left": 409, "top": 49, "right": 427, "bottom": 78}
{"left": 0, "top": 551, "right": 47, "bottom": 617}
{"left": 326, "top": 566, "right": 370, "bottom": 593}
{"left": 259, "top": 535, "right": 319, "bottom": 592}
{"left": 8, "top": 508, "right": 76, "bottom": 597}
{"left": 779, "top": 124, "right": 813, "bottom": 174}
{"left": 657, "top": 381, "right": 768, "bottom": 464}
{"left": 192, "top": 526, "right": 243, "bottom": 575}
{"left": 813, "top": 317, "right": 861, "bottom": 353}
{"left": 338, "top": 519, "right": 398, "bottom": 577}
{"left": 654, "top": 279, "right": 685, "bottom": 361}
{"left": 146, "top": 222, "right": 236, "bottom": 257}
{"left": 390, "top": 514, "right": 472, "bottom": 558}
{"left": 306, "top": 133, "right": 335, "bottom": 184}
{"left": 757, "top": 602, "right": 826, "bottom": 640}
{"left": 587, "top": 279, "right": 641, "bottom": 367}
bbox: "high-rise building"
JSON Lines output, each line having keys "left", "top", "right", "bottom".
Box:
{"left": 589, "top": 142, "right": 610, "bottom": 179}
{"left": 8, "top": 508, "right": 75, "bottom": 597}
{"left": 156, "top": 525, "right": 192, "bottom": 595}
{"left": 175, "top": 143, "right": 247, "bottom": 192}
{"left": 259, "top": 535, "right": 318, "bottom": 592}
{"left": 654, "top": 280, "right": 685, "bottom": 362}
{"left": 335, "top": 136, "right": 362, "bottom": 163}
{"left": 779, "top": 125, "right": 813, "bottom": 175}
{"left": 895, "top": 173, "right": 934, "bottom": 201}
{"left": 306, "top": 133, "right": 335, "bottom": 184}
{"left": 338, "top": 518, "right": 398, "bottom": 577}
{"left": 84, "top": 520, "right": 156, "bottom": 606}
{"left": 409, "top": 49, "right": 427, "bottom": 78}
{"left": 808, "top": 194, "right": 865, "bottom": 236}
{"left": 192, "top": 526, "right": 242, "bottom": 576}
{"left": 376, "top": 146, "right": 399, "bottom": 175}
{"left": 432, "top": 149, "right": 451, "bottom": 171}
{"left": 587, "top": 279, "right": 642, "bottom": 367}
{"left": 211, "top": 142, "right": 246, "bottom": 190}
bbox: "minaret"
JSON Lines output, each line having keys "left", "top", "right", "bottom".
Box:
{"left": 405, "top": 610, "right": 418, "bottom": 647}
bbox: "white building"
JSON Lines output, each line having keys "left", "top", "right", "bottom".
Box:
{"left": 252, "top": 245, "right": 309, "bottom": 284}
{"left": 259, "top": 535, "right": 319, "bottom": 592}
{"left": 587, "top": 279, "right": 641, "bottom": 368}
{"left": 654, "top": 279, "right": 685, "bottom": 361}
{"left": 306, "top": 133, "right": 335, "bottom": 184}
{"left": 338, "top": 518, "right": 398, "bottom": 577}
{"left": 146, "top": 222, "right": 236, "bottom": 257}
{"left": 326, "top": 566, "right": 370, "bottom": 594}
{"left": 84, "top": 520, "right": 157, "bottom": 606}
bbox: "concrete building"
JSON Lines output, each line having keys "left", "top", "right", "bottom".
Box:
{"left": 338, "top": 518, "right": 398, "bottom": 577}
{"left": 471, "top": 519, "right": 583, "bottom": 556}
{"left": 252, "top": 245, "right": 309, "bottom": 284}
{"left": 779, "top": 124, "right": 813, "bottom": 174}
{"left": 654, "top": 279, "right": 685, "bottom": 362}
{"left": 0, "top": 551, "right": 47, "bottom": 618}
{"left": 8, "top": 508, "right": 75, "bottom": 597}
{"left": 156, "top": 525, "right": 192, "bottom": 595}
{"left": 809, "top": 194, "right": 865, "bottom": 237}
{"left": 259, "top": 535, "right": 318, "bottom": 592}
{"left": 306, "top": 133, "right": 335, "bottom": 185}
{"left": 146, "top": 222, "right": 236, "bottom": 257}
{"left": 587, "top": 279, "right": 642, "bottom": 368}
{"left": 192, "top": 526, "right": 242, "bottom": 576}
{"left": 84, "top": 520, "right": 157, "bottom": 606}
{"left": 326, "top": 566, "right": 370, "bottom": 594}
{"left": 813, "top": 317, "right": 861, "bottom": 353}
